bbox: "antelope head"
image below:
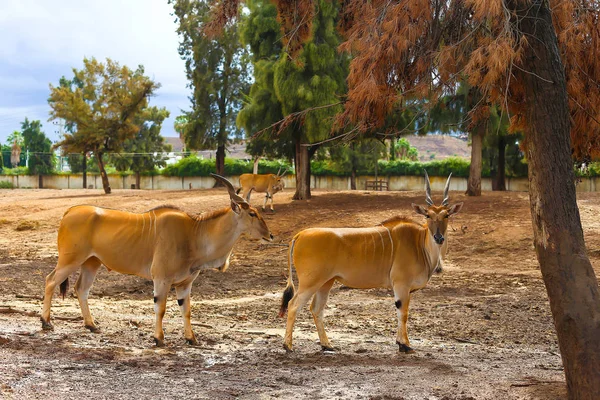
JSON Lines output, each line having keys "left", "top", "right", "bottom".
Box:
{"left": 211, "top": 174, "right": 274, "bottom": 241}
{"left": 273, "top": 167, "right": 287, "bottom": 192}
{"left": 412, "top": 170, "right": 463, "bottom": 245}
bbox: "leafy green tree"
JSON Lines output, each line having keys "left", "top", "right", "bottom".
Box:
{"left": 237, "top": 0, "right": 290, "bottom": 164}
{"left": 393, "top": 138, "right": 419, "bottom": 161}
{"left": 274, "top": 0, "right": 347, "bottom": 199}
{"left": 173, "top": 114, "right": 189, "bottom": 153}
{"left": 55, "top": 75, "right": 90, "bottom": 186}
{"left": 329, "top": 139, "right": 386, "bottom": 189}
{"left": 170, "top": 0, "right": 250, "bottom": 176}
{"left": 48, "top": 57, "right": 159, "bottom": 193}
{"left": 21, "top": 119, "right": 55, "bottom": 184}
{"left": 110, "top": 107, "right": 172, "bottom": 188}
{"left": 482, "top": 107, "right": 526, "bottom": 190}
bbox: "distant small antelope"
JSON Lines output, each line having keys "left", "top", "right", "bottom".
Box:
{"left": 41, "top": 174, "right": 273, "bottom": 347}
{"left": 279, "top": 171, "right": 463, "bottom": 353}
{"left": 236, "top": 168, "right": 287, "bottom": 211}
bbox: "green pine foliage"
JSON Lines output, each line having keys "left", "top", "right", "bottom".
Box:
{"left": 273, "top": 0, "right": 347, "bottom": 144}
{"left": 21, "top": 119, "right": 55, "bottom": 175}
{"left": 237, "top": 0, "right": 289, "bottom": 159}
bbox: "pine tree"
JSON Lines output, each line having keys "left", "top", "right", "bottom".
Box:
{"left": 171, "top": 0, "right": 250, "bottom": 176}
{"left": 273, "top": 0, "right": 347, "bottom": 199}
{"left": 21, "top": 119, "right": 55, "bottom": 186}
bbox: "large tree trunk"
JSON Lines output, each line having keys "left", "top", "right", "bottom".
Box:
{"left": 135, "top": 171, "right": 141, "bottom": 190}
{"left": 82, "top": 152, "right": 87, "bottom": 189}
{"left": 38, "top": 175, "right": 43, "bottom": 189}
{"left": 466, "top": 125, "right": 484, "bottom": 196}
{"left": 350, "top": 168, "right": 357, "bottom": 190}
{"left": 293, "top": 139, "right": 311, "bottom": 200}
{"left": 511, "top": 0, "right": 600, "bottom": 397}
{"left": 96, "top": 152, "right": 111, "bottom": 194}
{"left": 253, "top": 156, "right": 260, "bottom": 174}
{"left": 215, "top": 145, "right": 226, "bottom": 176}
{"left": 495, "top": 135, "right": 506, "bottom": 191}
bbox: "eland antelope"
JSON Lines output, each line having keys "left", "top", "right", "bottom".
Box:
{"left": 279, "top": 171, "right": 463, "bottom": 353}
{"left": 236, "top": 168, "right": 287, "bottom": 211}
{"left": 41, "top": 174, "right": 273, "bottom": 347}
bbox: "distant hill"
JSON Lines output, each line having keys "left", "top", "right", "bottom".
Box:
{"left": 163, "top": 137, "right": 251, "bottom": 160}
{"left": 162, "top": 135, "right": 470, "bottom": 162}
{"left": 406, "top": 135, "right": 470, "bottom": 162}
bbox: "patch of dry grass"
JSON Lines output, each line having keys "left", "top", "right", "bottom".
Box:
{"left": 15, "top": 220, "right": 39, "bottom": 231}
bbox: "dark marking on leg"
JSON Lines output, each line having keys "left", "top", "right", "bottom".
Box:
{"left": 395, "top": 300, "right": 402, "bottom": 309}
{"left": 177, "top": 298, "right": 184, "bottom": 306}
{"left": 153, "top": 296, "right": 158, "bottom": 303}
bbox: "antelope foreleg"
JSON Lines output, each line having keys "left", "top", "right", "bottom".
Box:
{"left": 152, "top": 279, "right": 171, "bottom": 347}
{"left": 392, "top": 285, "right": 413, "bottom": 353}
{"left": 175, "top": 281, "right": 197, "bottom": 345}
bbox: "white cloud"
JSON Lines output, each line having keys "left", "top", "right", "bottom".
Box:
{"left": 0, "top": 0, "right": 190, "bottom": 143}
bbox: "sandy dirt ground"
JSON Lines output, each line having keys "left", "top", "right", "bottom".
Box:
{"left": 1, "top": 187, "right": 599, "bottom": 399}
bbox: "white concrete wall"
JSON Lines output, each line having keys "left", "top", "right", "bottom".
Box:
{"left": 1, "top": 174, "right": 599, "bottom": 192}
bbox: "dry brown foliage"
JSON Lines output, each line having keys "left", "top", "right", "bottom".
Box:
{"left": 213, "top": 0, "right": 600, "bottom": 161}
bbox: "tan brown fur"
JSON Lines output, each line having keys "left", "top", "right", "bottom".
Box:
{"left": 41, "top": 176, "right": 273, "bottom": 346}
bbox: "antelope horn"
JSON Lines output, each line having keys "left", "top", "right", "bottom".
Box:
{"left": 424, "top": 170, "right": 434, "bottom": 206}
{"left": 442, "top": 173, "right": 452, "bottom": 206}
{"left": 277, "top": 167, "right": 282, "bottom": 177}
{"left": 280, "top": 169, "right": 287, "bottom": 178}
{"left": 211, "top": 173, "right": 248, "bottom": 204}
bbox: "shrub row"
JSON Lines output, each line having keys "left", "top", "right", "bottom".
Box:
{"left": 5, "top": 155, "right": 600, "bottom": 178}
{"left": 162, "top": 156, "right": 293, "bottom": 177}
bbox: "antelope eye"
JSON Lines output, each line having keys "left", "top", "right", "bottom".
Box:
{"left": 249, "top": 212, "right": 257, "bottom": 217}
{"left": 444, "top": 215, "right": 449, "bottom": 219}
{"left": 425, "top": 215, "right": 431, "bottom": 219}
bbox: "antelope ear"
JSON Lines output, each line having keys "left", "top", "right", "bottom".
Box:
{"left": 412, "top": 203, "right": 428, "bottom": 216}
{"left": 448, "top": 202, "right": 463, "bottom": 216}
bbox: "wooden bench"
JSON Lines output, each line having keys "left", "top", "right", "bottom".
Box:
{"left": 365, "top": 180, "right": 389, "bottom": 191}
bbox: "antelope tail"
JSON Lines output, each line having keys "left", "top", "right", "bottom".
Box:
{"left": 59, "top": 278, "right": 69, "bottom": 300}
{"left": 279, "top": 238, "right": 297, "bottom": 318}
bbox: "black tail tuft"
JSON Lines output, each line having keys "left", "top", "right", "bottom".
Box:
{"left": 59, "top": 278, "right": 69, "bottom": 300}
{"left": 236, "top": 187, "right": 242, "bottom": 195}
{"left": 279, "top": 285, "right": 295, "bottom": 318}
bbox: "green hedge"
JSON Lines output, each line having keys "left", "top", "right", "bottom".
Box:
{"left": 160, "top": 156, "right": 600, "bottom": 178}
{"left": 162, "top": 156, "right": 294, "bottom": 177}
{"left": 6, "top": 155, "right": 600, "bottom": 178}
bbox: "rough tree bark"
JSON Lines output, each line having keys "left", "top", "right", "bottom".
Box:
{"left": 253, "top": 156, "right": 260, "bottom": 174}
{"left": 95, "top": 151, "right": 111, "bottom": 194}
{"left": 495, "top": 135, "right": 506, "bottom": 191}
{"left": 293, "top": 139, "right": 311, "bottom": 200}
{"left": 135, "top": 171, "right": 141, "bottom": 190}
{"left": 510, "top": 0, "right": 600, "bottom": 397}
{"left": 466, "top": 125, "right": 484, "bottom": 196}
{"left": 82, "top": 152, "right": 87, "bottom": 189}
{"left": 215, "top": 145, "right": 226, "bottom": 176}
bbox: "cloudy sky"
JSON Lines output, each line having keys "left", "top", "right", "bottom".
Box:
{"left": 0, "top": 0, "right": 188, "bottom": 144}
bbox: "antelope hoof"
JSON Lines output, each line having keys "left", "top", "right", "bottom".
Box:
{"left": 186, "top": 337, "right": 198, "bottom": 346}
{"left": 283, "top": 343, "right": 293, "bottom": 353}
{"left": 41, "top": 319, "right": 54, "bottom": 331}
{"left": 85, "top": 325, "right": 101, "bottom": 333}
{"left": 321, "top": 345, "right": 336, "bottom": 353}
{"left": 154, "top": 337, "right": 165, "bottom": 348}
{"left": 397, "top": 342, "right": 415, "bottom": 354}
